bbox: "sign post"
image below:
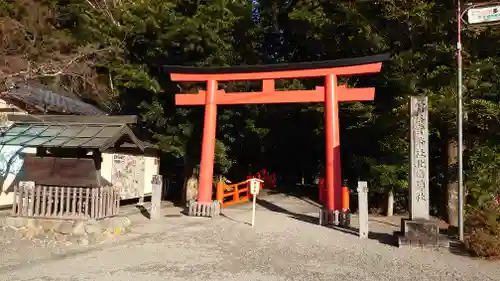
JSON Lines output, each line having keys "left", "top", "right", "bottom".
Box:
{"left": 248, "top": 178, "right": 263, "bottom": 227}
{"left": 357, "top": 181, "right": 368, "bottom": 239}
{"left": 459, "top": 0, "right": 500, "bottom": 244}
{"left": 151, "top": 175, "right": 163, "bottom": 220}
{"left": 18, "top": 181, "right": 35, "bottom": 216}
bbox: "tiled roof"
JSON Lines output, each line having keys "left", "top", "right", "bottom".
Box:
{"left": 1, "top": 84, "right": 106, "bottom": 116}
{"left": 0, "top": 122, "right": 146, "bottom": 151}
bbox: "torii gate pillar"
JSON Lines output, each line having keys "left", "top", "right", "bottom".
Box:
{"left": 197, "top": 79, "right": 218, "bottom": 205}
{"left": 324, "top": 74, "right": 341, "bottom": 213}
{"left": 167, "top": 54, "right": 389, "bottom": 220}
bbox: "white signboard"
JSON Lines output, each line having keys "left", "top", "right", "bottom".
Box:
{"left": 248, "top": 178, "right": 263, "bottom": 227}
{"left": 249, "top": 179, "right": 261, "bottom": 195}
{"left": 467, "top": 6, "right": 500, "bottom": 24}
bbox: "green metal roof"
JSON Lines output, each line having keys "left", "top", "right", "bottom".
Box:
{"left": 0, "top": 122, "right": 146, "bottom": 151}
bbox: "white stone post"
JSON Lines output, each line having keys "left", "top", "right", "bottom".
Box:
{"left": 150, "top": 175, "right": 163, "bottom": 220}
{"left": 358, "top": 181, "right": 368, "bottom": 239}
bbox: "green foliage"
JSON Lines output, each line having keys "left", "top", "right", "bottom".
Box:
{"left": 370, "top": 164, "right": 407, "bottom": 193}
{"left": 467, "top": 146, "right": 500, "bottom": 208}
{"left": 3, "top": 0, "right": 500, "bottom": 215}
{"left": 465, "top": 204, "right": 500, "bottom": 259}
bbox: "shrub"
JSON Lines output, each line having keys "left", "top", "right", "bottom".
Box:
{"left": 465, "top": 203, "right": 500, "bottom": 259}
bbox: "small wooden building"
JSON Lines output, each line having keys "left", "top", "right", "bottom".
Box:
{"left": 0, "top": 83, "right": 107, "bottom": 207}
{"left": 0, "top": 115, "right": 159, "bottom": 217}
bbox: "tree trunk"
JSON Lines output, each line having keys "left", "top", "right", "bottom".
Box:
{"left": 447, "top": 139, "right": 459, "bottom": 227}
{"left": 386, "top": 190, "right": 394, "bottom": 217}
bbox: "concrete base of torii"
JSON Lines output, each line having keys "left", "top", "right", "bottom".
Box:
{"left": 187, "top": 200, "right": 221, "bottom": 217}
{"left": 319, "top": 208, "right": 350, "bottom": 227}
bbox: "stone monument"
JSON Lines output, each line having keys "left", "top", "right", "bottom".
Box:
{"left": 150, "top": 174, "right": 163, "bottom": 220}
{"left": 397, "top": 96, "right": 448, "bottom": 247}
{"left": 409, "top": 96, "right": 430, "bottom": 220}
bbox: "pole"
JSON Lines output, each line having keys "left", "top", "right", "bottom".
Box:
{"left": 252, "top": 194, "right": 256, "bottom": 227}
{"left": 358, "top": 181, "right": 368, "bottom": 239}
{"left": 198, "top": 80, "right": 218, "bottom": 203}
{"left": 457, "top": 0, "right": 464, "bottom": 242}
{"left": 324, "top": 74, "right": 337, "bottom": 211}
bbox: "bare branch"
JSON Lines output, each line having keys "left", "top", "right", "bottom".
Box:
{"left": 0, "top": 0, "right": 120, "bottom": 109}
{"left": 84, "top": 0, "right": 121, "bottom": 27}
{"left": 1, "top": 46, "right": 113, "bottom": 80}
{"left": 85, "top": 0, "right": 96, "bottom": 9}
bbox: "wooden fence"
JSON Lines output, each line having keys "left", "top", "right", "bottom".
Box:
{"left": 11, "top": 184, "right": 120, "bottom": 220}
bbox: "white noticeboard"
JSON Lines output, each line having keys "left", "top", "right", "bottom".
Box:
{"left": 250, "top": 180, "right": 260, "bottom": 196}
{"left": 248, "top": 178, "right": 263, "bottom": 227}
{"left": 467, "top": 6, "right": 500, "bottom": 24}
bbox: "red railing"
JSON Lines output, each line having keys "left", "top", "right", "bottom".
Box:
{"left": 216, "top": 180, "right": 250, "bottom": 208}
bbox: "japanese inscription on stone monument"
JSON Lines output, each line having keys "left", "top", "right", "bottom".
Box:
{"left": 409, "top": 96, "right": 429, "bottom": 220}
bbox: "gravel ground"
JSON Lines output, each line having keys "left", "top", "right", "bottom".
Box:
{"left": 0, "top": 194, "right": 499, "bottom": 281}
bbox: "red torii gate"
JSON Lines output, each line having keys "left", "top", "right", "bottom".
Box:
{"left": 168, "top": 54, "right": 388, "bottom": 220}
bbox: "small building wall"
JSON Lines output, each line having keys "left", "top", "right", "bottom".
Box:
{"left": 101, "top": 150, "right": 159, "bottom": 200}
{"left": 0, "top": 147, "right": 36, "bottom": 207}
{"left": 0, "top": 99, "right": 36, "bottom": 208}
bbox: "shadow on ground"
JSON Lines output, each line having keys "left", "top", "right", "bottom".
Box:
{"left": 331, "top": 225, "right": 398, "bottom": 247}
{"left": 448, "top": 240, "right": 471, "bottom": 257}
{"left": 269, "top": 184, "right": 321, "bottom": 205}
{"left": 256, "top": 197, "right": 398, "bottom": 247}
{"left": 256, "top": 198, "right": 319, "bottom": 224}
{"left": 136, "top": 205, "right": 151, "bottom": 219}
{"left": 220, "top": 213, "right": 251, "bottom": 225}
{"left": 135, "top": 203, "right": 183, "bottom": 219}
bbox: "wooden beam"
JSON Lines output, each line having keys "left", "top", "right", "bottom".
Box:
{"left": 171, "top": 62, "right": 383, "bottom": 82}
{"left": 262, "top": 79, "right": 275, "bottom": 92}
{"left": 175, "top": 87, "right": 375, "bottom": 105}
{"left": 0, "top": 108, "right": 21, "bottom": 113}
{"left": 7, "top": 114, "right": 138, "bottom": 124}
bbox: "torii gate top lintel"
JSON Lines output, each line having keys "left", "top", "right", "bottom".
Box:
{"left": 166, "top": 53, "right": 390, "bottom": 82}
{"left": 168, "top": 54, "right": 390, "bottom": 106}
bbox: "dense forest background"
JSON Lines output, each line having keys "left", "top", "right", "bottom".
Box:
{"left": 2, "top": 0, "right": 500, "bottom": 228}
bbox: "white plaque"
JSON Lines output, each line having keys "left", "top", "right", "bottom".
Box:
{"left": 19, "top": 181, "right": 35, "bottom": 190}
{"left": 249, "top": 179, "right": 261, "bottom": 195}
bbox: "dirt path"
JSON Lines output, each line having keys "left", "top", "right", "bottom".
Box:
{"left": 0, "top": 194, "right": 498, "bottom": 281}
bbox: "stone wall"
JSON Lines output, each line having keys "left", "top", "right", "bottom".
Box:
{"left": 0, "top": 216, "right": 131, "bottom": 246}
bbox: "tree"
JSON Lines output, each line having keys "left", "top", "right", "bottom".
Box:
{"left": 0, "top": 0, "right": 115, "bottom": 108}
